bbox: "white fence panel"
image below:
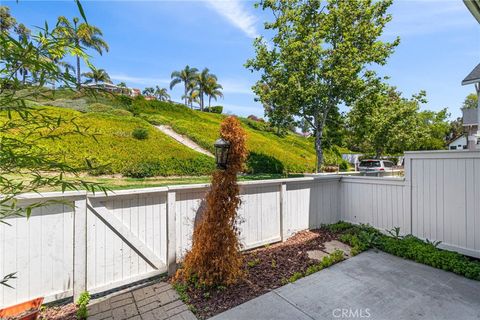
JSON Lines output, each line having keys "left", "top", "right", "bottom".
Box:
{"left": 238, "top": 182, "right": 281, "bottom": 249}
{"left": 407, "top": 151, "right": 480, "bottom": 258}
{"left": 174, "top": 185, "right": 207, "bottom": 260}
{"left": 85, "top": 191, "right": 168, "bottom": 294}
{"left": 0, "top": 192, "right": 84, "bottom": 307}
{"left": 340, "top": 177, "right": 409, "bottom": 234}
{"left": 284, "top": 177, "right": 340, "bottom": 238}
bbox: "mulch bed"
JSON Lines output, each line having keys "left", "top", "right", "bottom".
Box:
{"left": 174, "top": 228, "right": 338, "bottom": 319}
{"left": 39, "top": 303, "right": 77, "bottom": 320}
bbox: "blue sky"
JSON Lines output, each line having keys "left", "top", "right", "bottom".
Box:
{"left": 6, "top": 0, "right": 480, "bottom": 119}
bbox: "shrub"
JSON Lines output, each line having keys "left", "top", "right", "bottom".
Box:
{"left": 46, "top": 98, "right": 88, "bottom": 112}
{"left": 87, "top": 103, "right": 113, "bottom": 113}
{"left": 328, "top": 222, "right": 480, "bottom": 280}
{"left": 76, "top": 291, "right": 90, "bottom": 319}
{"left": 206, "top": 106, "right": 223, "bottom": 114}
{"left": 116, "top": 94, "right": 133, "bottom": 107}
{"left": 246, "top": 152, "right": 284, "bottom": 174}
{"left": 132, "top": 127, "right": 149, "bottom": 140}
{"left": 109, "top": 108, "right": 133, "bottom": 117}
{"left": 339, "top": 160, "right": 349, "bottom": 171}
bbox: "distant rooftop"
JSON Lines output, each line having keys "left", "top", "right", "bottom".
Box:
{"left": 462, "top": 63, "right": 480, "bottom": 86}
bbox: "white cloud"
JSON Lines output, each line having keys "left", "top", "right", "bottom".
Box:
{"left": 110, "top": 74, "right": 170, "bottom": 86}
{"left": 205, "top": 0, "right": 259, "bottom": 38}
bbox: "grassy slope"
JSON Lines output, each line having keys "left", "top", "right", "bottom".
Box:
{"left": 10, "top": 106, "right": 215, "bottom": 176}
{"left": 143, "top": 102, "right": 342, "bottom": 173}
{"left": 14, "top": 89, "right": 345, "bottom": 176}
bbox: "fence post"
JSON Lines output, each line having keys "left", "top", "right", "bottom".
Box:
{"left": 279, "top": 182, "right": 287, "bottom": 241}
{"left": 167, "top": 190, "right": 177, "bottom": 275}
{"left": 404, "top": 154, "right": 413, "bottom": 235}
{"left": 73, "top": 194, "right": 88, "bottom": 301}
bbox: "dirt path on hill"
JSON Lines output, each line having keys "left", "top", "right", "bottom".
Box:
{"left": 155, "top": 125, "right": 214, "bottom": 157}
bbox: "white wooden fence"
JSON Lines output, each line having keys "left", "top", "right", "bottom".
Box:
{"left": 1, "top": 150, "right": 479, "bottom": 308}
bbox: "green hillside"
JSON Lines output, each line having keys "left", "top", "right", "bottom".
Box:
{"left": 5, "top": 106, "right": 215, "bottom": 177}
{"left": 10, "top": 90, "right": 346, "bottom": 177}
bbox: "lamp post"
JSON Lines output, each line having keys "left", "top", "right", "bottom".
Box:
{"left": 214, "top": 138, "right": 230, "bottom": 169}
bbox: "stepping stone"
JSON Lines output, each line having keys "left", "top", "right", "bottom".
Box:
{"left": 306, "top": 250, "right": 330, "bottom": 261}
{"left": 322, "top": 240, "right": 352, "bottom": 258}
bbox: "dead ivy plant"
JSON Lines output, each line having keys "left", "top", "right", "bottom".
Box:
{"left": 175, "top": 116, "right": 248, "bottom": 286}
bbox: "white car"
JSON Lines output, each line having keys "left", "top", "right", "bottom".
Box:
{"left": 358, "top": 159, "right": 396, "bottom": 172}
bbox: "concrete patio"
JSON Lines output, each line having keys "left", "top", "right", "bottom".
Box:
{"left": 211, "top": 251, "right": 480, "bottom": 320}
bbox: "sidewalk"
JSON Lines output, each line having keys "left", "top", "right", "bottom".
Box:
{"left": 88, "top": 281, "right": 196, "bottom": 320}
{"left": 211, "top": 251, "right": 480, "bottom": 320}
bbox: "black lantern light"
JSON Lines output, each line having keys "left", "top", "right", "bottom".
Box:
{"left": 214, "top": 138, "right": 230, "bottom": 169}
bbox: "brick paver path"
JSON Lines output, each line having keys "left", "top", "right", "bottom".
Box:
{"left": 88, "top": 282, "right": 196, "bottom": 320}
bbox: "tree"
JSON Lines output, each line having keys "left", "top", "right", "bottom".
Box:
{"left": 347, "top": 79, "right": 449, "bottom": 156}
{"left": 142, "top": 87, "right": 155, "bottom": 96}
{"left": 205, "top": 77, "right": 223, "bottom": 108}
{"left": 0, "top": 1, "right": 106, "bottom": 286}
{"left": 195, "top": 68, "right": 217, "bottom": 111}
{"left": 154, "top": 86, "right": 170, "bottom": 101}
{"left": 0, "top": 6, "right": 16, "bottom": 34}
{"left": 463, "top": 93, "right": 478, "bottom": 109}
{"left": 55, "top": 16, "right": 109, "bottom": 88}
{"left": 82, "top": 68, "right": 111, "bottom": 84}
{"left": 117, "top": 82, "right": 127, "bottom": 88}
{"left": 170, "top": 65, "right": 199, "bottom": 108}
{"left": 246, "top": 0, "right": 399, "bottom": 171}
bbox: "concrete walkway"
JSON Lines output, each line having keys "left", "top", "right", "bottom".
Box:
{"left": 211, "top": 251, "right": 480, "bottom": 320}
{"left": 156, "top": 125, "right": 214, "bottom": 157}
{"left": 88, "top": 282, "right": 196, "bottom": 320}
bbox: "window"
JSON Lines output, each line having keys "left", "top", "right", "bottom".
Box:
{"left": 384, "top": 161, "right": 394, "bottom": 168}
{"left": 359, "top": 161, "right": 381, "bottom": 167}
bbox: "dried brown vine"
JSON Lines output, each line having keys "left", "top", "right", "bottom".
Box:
{"left": 174, "top": 116, "right": 248, "bottom": 286}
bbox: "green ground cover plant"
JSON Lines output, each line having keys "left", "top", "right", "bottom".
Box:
{"left": 17, "top": 89, "right": 350, "bottom": 175}
{"left": 137, "top": 100, "right": 346, "bottom": 173}
{"left": 325, "top": 222, "right": 480, "bottom": 280}
{"left": 2, "top": 106, "right": 215, "bottom": 177}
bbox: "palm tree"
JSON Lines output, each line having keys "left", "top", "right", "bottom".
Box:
{"left": 56, "top": 16, "right": 109, "bottom": 88}
{"left": 142, "top": 87, "right": 155, "bottom": 97}
{"left": 170, "top": 65, "right": 198, "bottom": 108}
{"left": 205, "top": 77, "right": 223, "bottom": 109}
{"left": 195, "top": 68, "right": 218, "bottom": 112}
{"left": 154, "top": 86, "right": 170, "bottom": 101}
{"left": 82, "top": 68, "right": 111, "bottom": 84}
{"left": 117, "top": 82, "right": 127, "bottom": 88}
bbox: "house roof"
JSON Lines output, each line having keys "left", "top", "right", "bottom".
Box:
{"left": 462, "top": 63, "right": 480, "bottom": 86}
{"left": 447, "top": 135, "right": 467, "bottom": 145}
{"left": 464, "top": 0, "right": 480, "bottom": 23}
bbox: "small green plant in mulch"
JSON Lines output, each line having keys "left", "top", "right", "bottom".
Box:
{"left": 76, "top": 291, "right": 90, "bottom": 320}
{"left": 247, "top": 258, "right": 261, "bottom": 268}
{"left": 326, "top": 221, "right": 480, "bottom": 281}
{"left": 288, "top": 250, "right": 345, "bottom": 283}
{"left": 271, "top": 259, "right": 277, "bottom": 268}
